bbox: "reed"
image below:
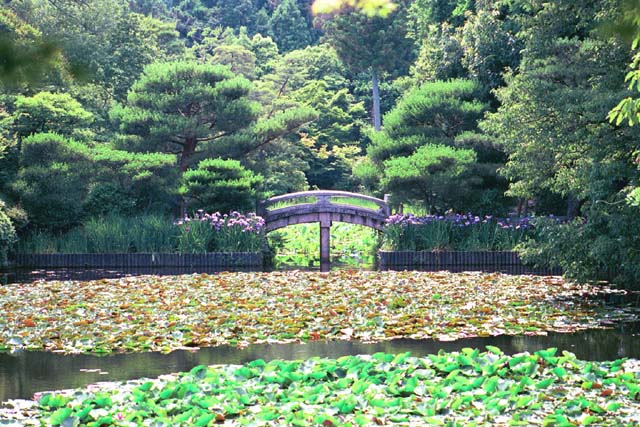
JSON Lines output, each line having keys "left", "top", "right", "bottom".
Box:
{"left": 17, "top": 212, "right": 267, "bottom": 254}
{"left": 382, "top": 213, "right": 537, "bottom": 251}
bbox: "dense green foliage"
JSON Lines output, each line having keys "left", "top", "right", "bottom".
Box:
{"left": 0, "top": 8, "right": 64, "bottom": 87}
{"left": 0, "top": 0, "right": 638, "bottom": 286}
{"left": 322, "top": 1, "right": 414, "bottom": 129}
{"left": 111, "top": 61, "right": 258, "bottom": 173}
{"left": 359, "top": 79, "right": 508, "bottom": 213}
{"left": 269, "top": 0, "right": 312, "bottom": 52}
{"left": 479, "top": 0, "right": 640, "bottom": 286}
{"left": 12, "top": 133, "right": 92, "bottom": 230}
{"left": 607, "top": 0, "right": 640, "bottom": 206}
{"left": 12, "top": 92, "right": 94, "bottom": 139}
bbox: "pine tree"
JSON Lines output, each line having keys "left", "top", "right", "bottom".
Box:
{"left": 111, "top": 61, "right": 259, "bottom": 173}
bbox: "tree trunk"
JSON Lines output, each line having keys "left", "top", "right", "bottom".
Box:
{"left": 371, "top": 68, "right": 381, "bottom": 131}
{"left": 178, "top": 138, "right": 197, "bottom": 216}
{"left": 179, "top": 138, "right": 197, "bottom": 173}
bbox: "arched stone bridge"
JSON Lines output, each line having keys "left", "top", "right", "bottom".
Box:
{"left": 257, "top": 190, "right": 391, "bottom": 270}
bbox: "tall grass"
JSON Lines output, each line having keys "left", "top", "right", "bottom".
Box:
{"left": 131, "top": 215, "right": 177, "bottom": 253}
{"left": 175, "top": 219, "right": 215, "bottom": 254}
{"left": 84, "top": 216, "right": 134, "bottom": 252}
{"left": 17, "top": 229, "right": 89, "bottom": 254}
{"left": 17, "top": 212, "right": 267, "bottom": 254}
{"left": 18, "top": 215, "right": 177, "bottom": 253}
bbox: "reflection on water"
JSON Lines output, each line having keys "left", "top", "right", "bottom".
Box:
{"left": 0, "top": 267, "right": 259, "bottom": 285}
{"left": 0, "top": 264, "right": 374, "bottom": 284}
{"left": 1, "top": 325, "right": 639, "bottom": 402}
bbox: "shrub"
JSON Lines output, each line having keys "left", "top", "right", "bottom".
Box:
{"left": 518, "top": 208, "right": 640, "bottom": 288}
{"left": 180, "top": 158, "right": 263, "bottom": 214}
{"left": 0, "top": 201, "right": 17, "bottom": 266}
{"left": 12, "top": 133, "right": 92, "bottom": 230}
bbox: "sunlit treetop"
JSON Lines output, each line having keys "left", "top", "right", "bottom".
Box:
{"left": 312, "top": 0, "right": 396, "bottom": 17}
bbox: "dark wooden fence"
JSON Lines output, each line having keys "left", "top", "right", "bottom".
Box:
{"left": 10, "top": 251, "right": 559, "bottom": 275}
{"left": 378, "top": 251, "right": 561, "bottom": 275}
{"left": 12, "top": 252, "right": 263, "bottom": 269}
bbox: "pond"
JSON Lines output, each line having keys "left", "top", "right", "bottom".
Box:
{"left": 1, "top": 267, "right": 639, "bottom": 412}
{"left": 1, "top": 323, "right": 639, "bottom": 402}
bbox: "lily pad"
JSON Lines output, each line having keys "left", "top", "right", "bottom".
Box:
{"left": 0, "top": 271, "right": 618, "bottom": 354}
{"left": 2, "top": 348, "right": 639, "bottom": 426}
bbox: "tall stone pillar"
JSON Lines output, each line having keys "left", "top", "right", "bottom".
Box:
{"left": 319, "top": 214, "right": 331, "bottom": 272}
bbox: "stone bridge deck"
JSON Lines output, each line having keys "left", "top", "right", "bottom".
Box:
{"left": 257, "top": 190, "right": 390, "bottom": 232}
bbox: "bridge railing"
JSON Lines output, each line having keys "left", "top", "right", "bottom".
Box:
{"left": 257, "top": 190, "right": 391, "bottom": 218}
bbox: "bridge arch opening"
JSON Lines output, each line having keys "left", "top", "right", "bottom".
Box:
{"left": 258, "top": 191, "right": 391, "bottom": 271}
{"left": 267, "top": 223, "right": 380, "bottom": 270}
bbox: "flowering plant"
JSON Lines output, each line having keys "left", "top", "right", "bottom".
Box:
{"left": 175, "top": 211, "right": 266, "bottom": 253}
{"left": 382, "top": 213, "right": 560, "bottom": 251}
{"left": 385, "top": 213, "right": 535, "bottom": 230}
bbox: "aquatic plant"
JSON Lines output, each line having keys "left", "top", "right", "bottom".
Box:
{"left": 7, "top": 348, "right": 640, "bottom": 426}
{"left": 0, "top": 271, "right": 615, "bottom": 354}
{"left": 16, "top": 212, "right": 268, "bottom": 254}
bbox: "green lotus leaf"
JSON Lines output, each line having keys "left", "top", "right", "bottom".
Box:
{"left": 193, "top": 413, "right": 214, "bottom": 426}
{"left": 48, "top": 407, "right": 73, "bottom": 426}
{"left": 536, "top": 378, "right": 555, "bottom": 389}
{"left": 553, "top": 367, "right": 568, "bottom": 379}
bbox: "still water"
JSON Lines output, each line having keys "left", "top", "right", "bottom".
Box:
{"left": 1, "top": 324, "right": 639, "bottom": 402}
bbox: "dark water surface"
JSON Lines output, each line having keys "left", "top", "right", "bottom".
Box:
{"left": 2, "top": 324, "right": 640, "bottom": 402}
{"left": 0, "top": 267, "right": 253, "bottom": 285}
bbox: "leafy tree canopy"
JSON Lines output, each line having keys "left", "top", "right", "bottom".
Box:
{"left": 322, "top": 0, "right": 414, "bottom": 129}
{"left": 10, "top": 0, "right": 184, "bottom": 100}
{"left": 0, "top": 8, "right": 63, "bottom": 88}
{"left": 359, "top": 78, "right": 497, "bottom": 211}
{"left": 269, "top": 0, "right": 313, "bottom": 52}
{"left": 13, "top": 91, "right": 94, "bottom": 139}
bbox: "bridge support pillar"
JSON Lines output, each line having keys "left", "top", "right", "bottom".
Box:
{"left": 319, "top": 215, "right": 331, "bottom": 272}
